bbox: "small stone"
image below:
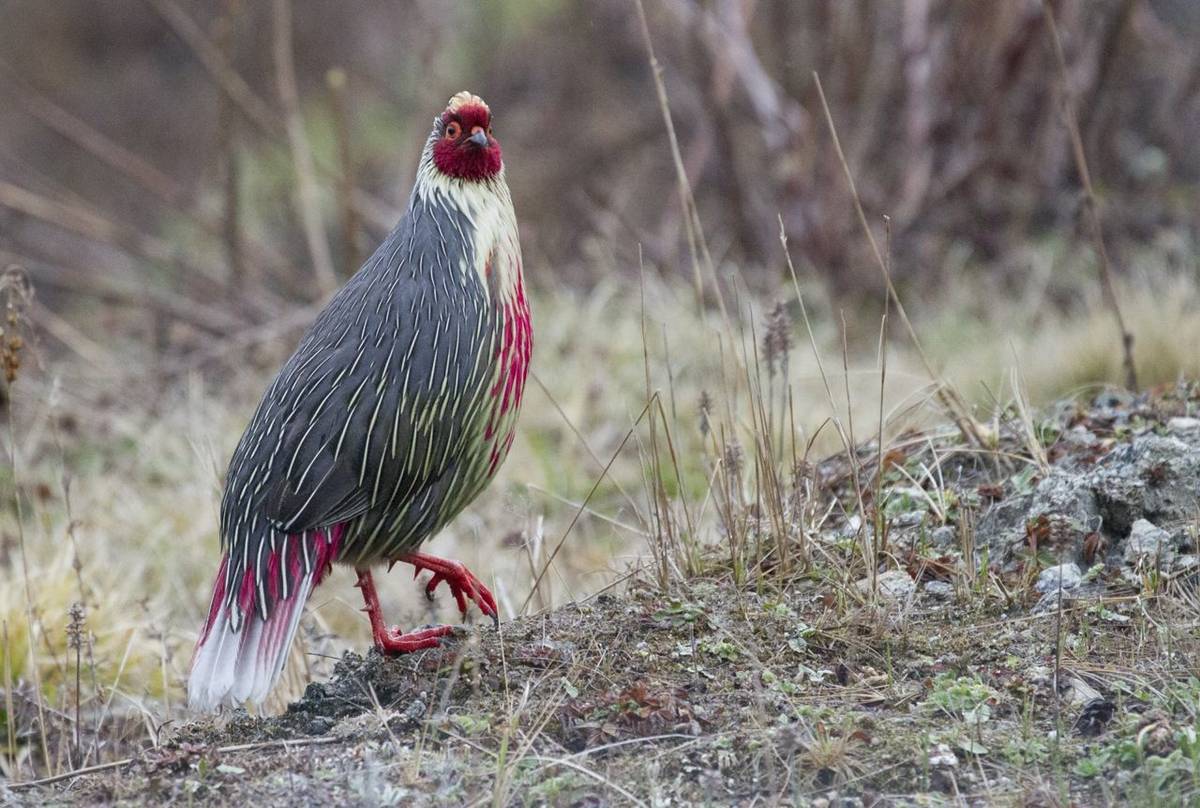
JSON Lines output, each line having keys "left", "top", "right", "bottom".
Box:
{"left": 1026, "top": 665, "right": 1052, "bottom": 686}
{"left": 1035, "top": 563, "right": 1082, "bottom": 593}
{"left": 1031, "top": 589, "right": 1067, "bottom": 615}
{"left": 1063, "top": 675, "right": 1102, "bottom": 708}
{"left": 856, "top": 570, "right": 916, "bottom": 601}
{"left": 1064, "top": 425, "right": 1099, "bottom": 447}
{"left": 1090, "top": 435, "right": 1199, "bottom": 537}
{"left": 302, "top": 682, "right": 328, "bottom": 701}
{"left": 305, "top": 715, "right": 335, "bottom": 735}
{"left": 1167, "top": 417, "right": 1200, "bottom": 433}
{"left": 401, "top": 698, "right": 427, "bottom": 723}
{"left": 929, "top": 526, "right": 957, "bottom": 549}
{"left": 332, "top": 713, "right": 378, "bottom": 740}
{"left": 892, "top": 510, "right": 926, "bottom": 528}
{"left": 1093, "top": 390, "right": 1132, "bottom": 409}
{"left": 929, "top": 743, "right": 959, "bottom": 768}
{"left": 1173, "top": 554, "right": 1199, "bottom": 573}
{"left": 1124, "top": 519, "right": 1176, "bottom": 566}
{"left": 924, "top": 580, "right": 954, "bottom": 600}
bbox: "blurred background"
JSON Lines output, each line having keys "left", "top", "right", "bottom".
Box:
{"left": 2, "top": 0, "right": 1198, "bottom": 326}
{"left": 1, "top": 0, "right": 1200, "bottom": 754}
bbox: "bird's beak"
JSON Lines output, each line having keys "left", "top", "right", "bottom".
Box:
{"left": 468, "top": 130, "right": 489, "bottom": 148}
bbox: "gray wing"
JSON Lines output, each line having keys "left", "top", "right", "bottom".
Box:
{"left": 220, "top": 204, "right": 496, "bottom": 554}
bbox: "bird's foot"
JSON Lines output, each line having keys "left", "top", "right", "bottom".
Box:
{"left": 391, "top": 552, "right": 499, "bottom": 626}
{"left": 372, "top": 624, "right": 454, "bottom": 654}
{"left": 355, "top": 567, "right": 453, "bottom": 654}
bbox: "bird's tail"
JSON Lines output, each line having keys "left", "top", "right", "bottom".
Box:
{"left": 187, "top": 526, "right": 343, "bottom": 711}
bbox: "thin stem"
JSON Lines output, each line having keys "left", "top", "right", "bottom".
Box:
{"left": 812, "top": 72, "right": 984, "bottom": 449}
{"left": 272, "top": 0, "right": 338, "bottom": 297}
{"left": 1041, "top": 0, "right": 1138, "bottom": 391}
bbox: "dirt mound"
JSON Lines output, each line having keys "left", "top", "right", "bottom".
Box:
{"left": 9, "top": 386, "right": 1200, "bottom": 806}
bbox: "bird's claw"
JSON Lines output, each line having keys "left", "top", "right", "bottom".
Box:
{"left": 396, "top": 553, "right": 500, "bottom": 627}
{"left": 373, "top": 624, "right": 454, "bottom": 654}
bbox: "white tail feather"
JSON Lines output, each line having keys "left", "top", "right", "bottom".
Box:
{"left": 187, "top": 574, "right": 315, "bottom": 711}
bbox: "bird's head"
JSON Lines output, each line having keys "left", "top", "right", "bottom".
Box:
{"left": 431, "top": 91, "right": 502, "bottom": 182}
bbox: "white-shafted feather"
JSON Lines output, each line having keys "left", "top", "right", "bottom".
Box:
{"left": 189, "top": 92, "right": 526, "bottom": 712}
{"left": 187, "top": 571, "right": 315, "bottom": 711}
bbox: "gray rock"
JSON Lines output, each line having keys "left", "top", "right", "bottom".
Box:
{"left": 929, "top": 743, "right": 959, "bottom": 768}
{"left": 929, "top": 525, "right": 957, "bottom": 550}
{"left": 924, "top": 580, "right": 954, "bottom": 600}
{"left": 1093, "top": 390, "right": 1134, "bottom": 409}
{"left": 886, "top": 526, "right": 922, "bottom": 556}
{"left": 976, "top": 491, "right": 1034, "bottom": 558}
{"left": 1026, "top": 664, "right": 1053, "bottom": 686}
{"left": 978, "top": 472, "right": 1098, "bottom": 563}
{"left": 1064, "top": 425, "right": 1100, "bottom": 448}
{"left": 1032, "top": 590, "right": 1067, "bottom": 614}
{"left": 1091, "top": 390, "right": 1137, "bottom": 425}
{"left": 1124, "top": 519, "right": 1176, "bottom": 566}
{"left": 1173, "top": 554, "right": 1199, "bottom": 574}
{"left": 1036, "top": 563, "right": 1083, "bottom": 593}
{"left": 856, "top": 570, "right": 916, "bottom": 601}
{"left": 1030, "top": 580, "right": 1105, "bottom": 614}
{"left": 1167, "top": 417, "right": 1200, "bottom": 434}
{"left": 1030, "top": 473, "right": 1101, "bottom": 535}
{"left": 884, "top": 487, "right": 929, "bottom": 529}
{"left": 306, "top": 715, "right": 335, "bottom": 735}
{"left": 1089, "top": 435, "right": 1200, "bottom": 537}
{"left": 976, "top": 430, "right": 1200, "bottom": 570}
{"left": 892, "top": 510, "right": 926, "bottom": 528}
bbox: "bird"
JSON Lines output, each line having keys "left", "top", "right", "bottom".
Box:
{"left": 188, "top": 91, "right": 531, "bottom": 711}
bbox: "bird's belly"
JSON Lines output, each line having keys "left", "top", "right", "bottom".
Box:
{"left": 338, "top": 296, "right": 531, "bottom": 565}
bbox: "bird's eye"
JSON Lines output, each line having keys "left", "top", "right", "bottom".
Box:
{"left": 487, "top": 126, "right": 493, "bottom": 136}
{"left": 444, "top": 121, "right": 461, "bottom": 139}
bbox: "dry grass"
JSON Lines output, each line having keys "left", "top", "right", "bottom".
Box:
{"left": 2, "top": 12, "right": 1199, "bottom": 794}
{"left": 0, "top": 5, "right": 1195, "bottom": 800}
{"left": 2, "top": 247, "right": 1198, "bottom": 781}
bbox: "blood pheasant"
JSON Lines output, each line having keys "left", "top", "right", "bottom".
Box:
{"left": 189, "top": 92, "right": 531, "bottom": 710}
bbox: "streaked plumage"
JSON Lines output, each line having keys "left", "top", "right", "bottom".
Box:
{"left": 189, "top": 92, "right": 530, "bottom": 711}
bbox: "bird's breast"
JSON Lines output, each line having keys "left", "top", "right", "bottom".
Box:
{"left": 480, "top": 265, "right": 531, "bottom": 478}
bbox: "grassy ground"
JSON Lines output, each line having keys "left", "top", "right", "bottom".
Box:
{"left": 2, "top": 5, "right": 1198, "bottom": 802}
{"left": 2, "top": 256, "right": 1200, "bottom": 804}
{"left": 5, "top": 372, "right": 1200, "bottom": 805}
{"left": 17, "top": 584, "right": 1200, "bottom": 805}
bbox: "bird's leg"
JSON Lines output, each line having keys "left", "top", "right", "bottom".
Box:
{"left": 354, "top": 567, "right": 452, "bottom": 653}
{"left": 390, "top": 552, "right": 499, "bottom": 627}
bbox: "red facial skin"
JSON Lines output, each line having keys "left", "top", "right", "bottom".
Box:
{"left": 432, "top": 103, "right": 503, "bottom": 181}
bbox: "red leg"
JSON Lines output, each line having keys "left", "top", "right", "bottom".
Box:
{"left": 354, "top": 567, "right": 453, "bottom": 653}
{"left": 391, "top": 552, "right": 499, "bottom": 626}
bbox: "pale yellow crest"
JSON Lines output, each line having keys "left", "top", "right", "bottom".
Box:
{"left": 446, "top": 91, "right": 489, "bottom": 114}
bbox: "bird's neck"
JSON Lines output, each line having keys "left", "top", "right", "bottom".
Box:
{"left": 412, "top": 163, "right": 523, "bottom": 307}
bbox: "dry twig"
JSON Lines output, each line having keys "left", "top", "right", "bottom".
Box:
{"left": 7, "top": 736, "right": 340, "bottom": 790}
{"left": 327, "top": 68, "right": 361, "bottom": 276}
{"left": 0, "top": 181, "right": 221, "bottom": 287}
{"left": 811, "top": 72, "right": 984, "bottom": 449}
{"left": 1042, "top": 0, "right": 1138, "bottom": 391}
{"left": 272, "top": 0, "right": 338, "bottom": 296}
{"left": 144, "top": 0, "right": 397, "bottom": 234}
